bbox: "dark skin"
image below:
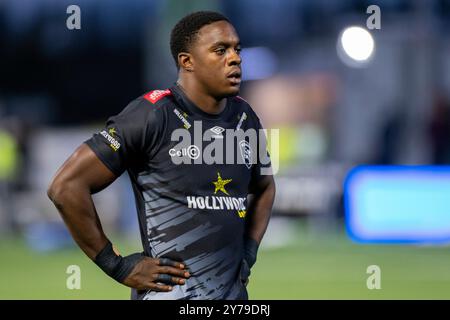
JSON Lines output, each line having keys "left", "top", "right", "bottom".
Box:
{"left": 47, "top": 20, "right": 275, "bottom": 292}
{"left": 47, "top": 144, "right": 190, "bottom": 292}
{"left": 177, "top": 20, "right": 242, "bottom": 114}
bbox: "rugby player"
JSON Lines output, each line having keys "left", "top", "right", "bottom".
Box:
{"left": 47, "top": 11, "right": 275, "bottom": 300}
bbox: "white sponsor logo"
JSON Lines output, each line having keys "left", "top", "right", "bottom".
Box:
{"left": 210, "top": 126, "right": 225, "bottom": 138}
{"left": 100, "top": 130, "right": 121, "bottom": 151}
{"left": 186, "top": 196, "right": 246, "bottom": 211}
{"left": 210, "top": 126, "right": 225, "bottom": 135}
{"left": 169, "top": 145, "right": 200, "bottom": 160}
{"left": 239, "top": 140, "right": 253, "bottom": 169}
{"left": 173, "top": 109, "right": 191, "bottom": 129}
{"left": 170, "top": 121, "right": 278, "bottom": 175}
{"left": 146, "top": 89, "right": 171, "bottom": 103}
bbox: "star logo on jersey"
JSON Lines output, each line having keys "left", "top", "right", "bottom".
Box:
{"left": 212, "top": 172, "right": 232, "bottom": 196}
{"left": 186, "top": 173, "right": 246, "bottom": 218}
{"left": 108, "top": 127, "right": 117, "bottom": 137}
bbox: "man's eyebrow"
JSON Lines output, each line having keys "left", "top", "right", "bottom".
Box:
{"left": 210, "top": 41, "right": 241, "bottom": 47}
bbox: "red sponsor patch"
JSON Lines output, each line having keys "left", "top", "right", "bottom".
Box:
{"left": 143, "top": 89, "right": 172, "bottom": 104}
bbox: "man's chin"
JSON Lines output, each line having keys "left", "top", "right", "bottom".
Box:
{"left": 214, "top": 86, "right": 240, "bottom": 100}
{"left": 225, "top": 86, "right": 240, "bottom": 97}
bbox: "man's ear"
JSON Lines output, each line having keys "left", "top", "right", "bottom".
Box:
{"left": 178, "top": 52, "right": 194, "bottom": 72}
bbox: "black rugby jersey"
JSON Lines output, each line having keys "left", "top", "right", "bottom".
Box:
{"left": 85, "top": 84, "right": 271, "bottom": 300}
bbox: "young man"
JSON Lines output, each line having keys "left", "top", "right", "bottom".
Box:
{"left": 48, "top": 11, "right": 275, "bottom": 300}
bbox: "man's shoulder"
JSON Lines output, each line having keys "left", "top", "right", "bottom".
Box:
{"left": 110, "top": 89, "right": 175, "bottom": 129}
{"left": 142, "top": 89, "right": 174, "bottom": 106}
{"left": 129, "top": 88, "right": 175, "bottom": 110}
{"left": 120, "top": 89, "right": 175, "bottom": 117}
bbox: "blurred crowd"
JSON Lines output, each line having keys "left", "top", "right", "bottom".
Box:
{"left": 1, "top": 0, "right": 450, "bottom": 249}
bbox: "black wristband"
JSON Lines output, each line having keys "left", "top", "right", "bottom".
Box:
{"left": 94, "top": 241, "right": 144, "bottom": 283}
{"left": 243, "top": 237, "right": 259, "bottom": 269}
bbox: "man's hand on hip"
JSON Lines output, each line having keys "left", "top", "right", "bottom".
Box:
{"left": 122, "top": 257, "right": 191, "bottom": 292}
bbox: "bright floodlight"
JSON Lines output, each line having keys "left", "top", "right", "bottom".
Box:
{"left": 337, "top": 26, "right": 375, "bottom": 67}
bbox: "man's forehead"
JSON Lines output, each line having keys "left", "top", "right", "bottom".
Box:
{"left": 196, "top": 21, "right": 240, "bottom": 46}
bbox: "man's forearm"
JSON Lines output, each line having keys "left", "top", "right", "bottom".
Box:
{"left": 48, "top": 183, "right": 108, "bottom": 259}
{"left": 245, "top": 177, "right": 276, "bottom": 244}
{"left": 241, "top": 176, "right": 275, "bottom": 273}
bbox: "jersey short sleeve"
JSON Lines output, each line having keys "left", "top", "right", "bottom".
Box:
{"left": 84, "top": 98, "right": 162, "bottom": 176}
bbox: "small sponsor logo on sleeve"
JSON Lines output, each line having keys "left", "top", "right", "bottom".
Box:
{"left": 173, "top": 108, "right": 191, "bottom": 129}
{"left": 100, "top": 129, "right": 121, "bottom": 151}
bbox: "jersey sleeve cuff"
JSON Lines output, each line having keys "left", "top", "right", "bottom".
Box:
{"left": 84, "top": 140, "right": 124, "bottom": 177}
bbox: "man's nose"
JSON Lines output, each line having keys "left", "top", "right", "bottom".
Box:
{"left": 228, "top": 50, "right": 241, "bottom": 66}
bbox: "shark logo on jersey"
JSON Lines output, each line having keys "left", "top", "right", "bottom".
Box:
{"left": 239, "top": 140, "right": 253, "bottom": 169}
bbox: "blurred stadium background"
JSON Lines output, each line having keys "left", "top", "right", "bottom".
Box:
{"left": 1, "top": 0, "right": 450, "bottom": 299}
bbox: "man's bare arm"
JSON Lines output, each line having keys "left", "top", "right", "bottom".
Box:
{"left": 240, "top": 175, "right": 275, "bottom": 285}
{"left": 246, "top": 175, "right": 276, "bottom": 245}
{"left": 47, "top": 144, "right": 190, "bottom": 291}
{"left": 47, "top": 143, "right": 114, "bottom": 259}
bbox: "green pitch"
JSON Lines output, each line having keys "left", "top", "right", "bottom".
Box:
{"left": 1, "top": 221, "right": 449, "bottom": 299}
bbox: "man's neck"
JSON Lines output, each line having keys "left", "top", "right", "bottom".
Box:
{"left": 176, "top": 78, "right": 227, "bottom": 115}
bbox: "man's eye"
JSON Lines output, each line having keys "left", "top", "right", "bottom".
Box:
{"left": 216, "top": 48, "right": 226, "bottom": 55}
{"left": 235, "top": 47, "right": 241, "bottom": 54}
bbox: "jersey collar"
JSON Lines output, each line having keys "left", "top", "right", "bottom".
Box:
{"left": 170, "top": 83, "right": 231, "bottom": 120}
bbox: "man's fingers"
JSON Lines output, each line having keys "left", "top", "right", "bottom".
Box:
{"left": 148, "top": 282, "right": 173, "bottom": 292}
{"left": 158, "top": 258, "right": 185, "bottom": 269}
{"left": 155, "top": 274, "right": 172, "bottom": 284}
{"left": 172, "top": 277, "right": 186, "bottom": 285}
{"left": 155, "top": 274, "right": 186, "bottom": 285}
{"left": 159, "top": 266, "right": 191, "bottom": 278}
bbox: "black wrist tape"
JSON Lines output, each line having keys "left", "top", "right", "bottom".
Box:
{"left": 94, "top": 241, "right": 144, "bottom": 283}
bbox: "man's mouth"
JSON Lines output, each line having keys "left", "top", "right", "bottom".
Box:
{"left": 227, "top": 70, "right": 242, "bottom": 85}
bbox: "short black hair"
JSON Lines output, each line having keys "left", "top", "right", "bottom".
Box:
{"left": 170, "top": 11, "right": 229, "bottom": 69}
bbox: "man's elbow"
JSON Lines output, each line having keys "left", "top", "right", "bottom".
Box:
{"left": 47, "top": 177, "right": 61, "bottom": 203}
{"left": 47, "top": 176, "right": 72, "bottom": 207}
